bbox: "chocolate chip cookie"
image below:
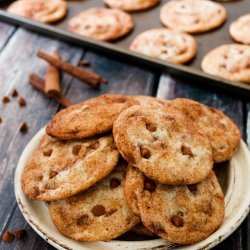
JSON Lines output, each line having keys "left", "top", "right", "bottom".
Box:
{"left": 48, "top": 162, "right": 140, "bottom": 241}
{"left": 130, "top": 28, "right": 197, "bottom": 64}
{"left": 125, "top": 166, "right": 225, "bottom": 245}
{"left": 201, "top": 44, "right": 250, "bottom": 83}
{"left": 46, "top": 94, "right": 138, "bottom": 140}
{"left": 171, "top": 98, "right": 241, "bottom": 163}
{"left": 113, "top": 105, "right": 213, "bottom": 185}
{"left": 160, "top": 0, "right": 226, "bottom": 33}
{"left": 7, "top": 0, "right": 68, "bottom": 23}
{"left": 68, "top": 8, "right": 133, "bottom": 41}
{"left": 22, "top": 134, "right": 119, "bottom": 201}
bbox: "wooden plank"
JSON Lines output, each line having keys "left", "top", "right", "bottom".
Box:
{"left": 0, "top": 33, "right": 156, "bottom": 249}
{"left": 157, "top": 73, "right": 246, "bottom": 250}
{"left": 0, "top": 22, "right": 16, "bottom": 52}
{"left": 0, "top": 27, "right": 84, "bottom": 250}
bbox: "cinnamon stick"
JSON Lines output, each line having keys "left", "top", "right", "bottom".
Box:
{"left": 29, "top": 74, "right": 72, "bottom": 108}
{"left": 37, "top": 51, "right": 107, "bottom": 87}
{"left": 45, "top": 53, "right": 61, "bottom": 98}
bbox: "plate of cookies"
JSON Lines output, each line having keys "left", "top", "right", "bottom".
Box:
{"left": 15, "top": 94, "right": 250, "bottom": 250}
{"left": 1, "top": 0, "right": 250, "bottom": 95}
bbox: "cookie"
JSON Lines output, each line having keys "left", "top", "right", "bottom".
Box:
{"left": 160, "top": 0, "right": 226, "bottom": 33}
{"left": 201, "top": 44, "right": 250, "bottom": 83}
{"left": 68, "top": 8, "right": 133, "bottom": 41}
{"left": 7, "top": 0, "right": 67, "bottom": 24}
{"left": 126, "top": 166, "right": 225, "bottom": 245}
{"left": 230, "top": 14, "right": 250, "bottom": 45}
{"left": 171, "top": 98, "right": 241, "bottom": 163}
{"left": 48, "top": 162, "right": 140, "bottom": 242}
{"left": 131, "top": 223, "right": 156, "bottom": 237}
{"left": 21, "top": 134, "right": 119, "bottom": 201}
{"left": 130, "top": 28, "right": 197, "bottom": 64}
{"left": 46, "top": 94, "right": 139, "bottom": 140}
{"left": 133, "top": 95, "right": 170, "bottom": 109}
{"left": 113, "top": 105, "right": 213, "bottom": 185}
{"left": 104, "top": 0, "right": 160, "bottom": 12}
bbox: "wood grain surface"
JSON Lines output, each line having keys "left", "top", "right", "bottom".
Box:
{"left": 0, "top": 22, "right": 249, "bottom": 250}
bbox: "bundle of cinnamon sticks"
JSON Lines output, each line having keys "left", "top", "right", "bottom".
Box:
{"left": 29, "top": 51, "right": 107, "bottom": 108}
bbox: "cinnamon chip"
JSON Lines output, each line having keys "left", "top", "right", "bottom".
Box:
{"left": 140, "top": 147, "right": 151, "bottom": 159}
{"left": 18, "top": 97, "right": 27, "bottom": 107}
{"left": 20, "top": 122, "right": 28, "bottom": 133}
{"left": 91, "top": 205, "right": 106, "bottom": 217}
{"left": 43, "top": 149, "right": 53, "bottom": 157}
{"left": 12, "top": 89, "right": 19, "bottom": 98}
{"left": 2, "top": 96, "right": 10, "bottom": 104}
{"left": 181, "top": 145, "right": 193, "bottom": 156}
{"left": 2, "top": 230, "right": 15, "bottom": 243}
{"left": 171, "top": 215, "right": 184, "bottom": 227}
{"left": 49, "top": 170, "right": 58, "bottom": 179}
{"left": 146, "top": 123, "right": 157, "bottom": 132}
{"left": 76, "top": 214, "right": 89, "bottom": 226}
{"left": 72, "top": 145, "right": 81, "bottom": 155}
{"left": 14, "top": 229, "right": 26, "bottom": 239}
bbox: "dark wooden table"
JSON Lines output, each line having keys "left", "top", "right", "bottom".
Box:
{"left": 0, "top": 21, "right": 249, "bottom": 250}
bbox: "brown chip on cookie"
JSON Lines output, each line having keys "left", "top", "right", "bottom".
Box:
{"left": 201, "top": 44, "right": 250, "bottom": 83}
{"left": 160, "top": 0, "right": 226, "bottom": 34}
{"left": 7, "top": 0, "right": 68, "bottom": 24}
{"left": 104, "top": 0, "right": 160, "bottom": 12}
{"left": 46, "top": 94, "right": 139, "bottom": 140}
{"left": 21, "top": 134, "right": 119, "bottom": 201}
{"left": 48, "top": 162, "right": 140, "bottom": 242}
{"left": 68, "top": 8, "right": 133, "bottom": 41}
{"left": 170, "top": 98, "right": 241, "bottom": 163}
{"left": 130, "top": 28, "right": 197, "bottom": 64}
{"left": 125, "top": 166, "right": 225, "bottom": 245}
{"left": 113, "top": 105, "right": 213, "bottom": 185}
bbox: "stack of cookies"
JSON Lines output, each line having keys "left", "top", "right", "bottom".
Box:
{"left": 21, "top": 94, "right": 241, "bottom": 245}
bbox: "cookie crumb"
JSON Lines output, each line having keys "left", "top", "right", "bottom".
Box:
{"left": 18, "top": 97, "right": 26, "bottom": 107}
{"left": 2, "top": 96, "right": 10, "bottom": 104}
{"left": 20, "top": 122, "right": 28, "bottom": 133}
{"left": 14, "top": 229, "right": 26, "bottom": 239}
{"left": 2, "top": 230, "right": 15, "bottom": 243}
{"left": 12, "top": 89, "right": 19, "bottom": 98}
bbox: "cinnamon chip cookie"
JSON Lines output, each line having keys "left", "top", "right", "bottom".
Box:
{"left": 104, "top": 0, "right": 160, "bottom": 12}
{"left": 113, "top": 105, "right": 213, "bottom": 185}
{"left": 48, "top": 162, "right": 140, "bottom": 242}
{"left": 7, "top": 0, "right": 67, "bottom": 24}
{"left": 230, "top": 14, "right": 250, "bottom": 45}
{"left": 160, "top": 0, "right": 226, "bottom": 33}
{"left": 68, "top": 8, "right": 133, "bottom": 41}
{"left": 130, "top": 28, "right": 197, "bottom": 64}
{"left": 46, "top": 94, "right": 138, "bottom": 140}
{"left": 22, "top": 134, "right": 119, "bottom": 201}
{"left": 201, "top": 44, "right": 250, "bottom": 83}
{"left": 171, "top": 98, "right": 241, "bottom": 163}
{"left": 126, "top": 166, "right": 225, "bottom": 245}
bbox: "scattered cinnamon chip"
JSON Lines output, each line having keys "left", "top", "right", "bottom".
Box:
{"left": 14, "top": 229, "right": 26, "bottom": 239}
{"left": 20, "top": 122, "right": 28, "bottom": 133}
{"left": 91, "top": 205, "right": 106, "bottom": 217}
{"left": 171, "top": 215, "right": 184, "bottom": 227}
{"left": 18, "top": 97, "right": 27, "bottom": 107}
{"left": 2, "top": 230, "right": 15, "bottom": 243}
{"left": 72, "top": 145, "right": 81, "bottom": 155}
{"left": 43, "top": 149, "right": 53, "bottom": 157}
{"left": 2, "top": 96, "right": 10, "bottom": 104}
{"left": 12, "top": 89, "right": 19, "bottom": 98}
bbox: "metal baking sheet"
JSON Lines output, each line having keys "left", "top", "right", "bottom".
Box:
{"left": 0, "top": 0, "right": 250, "bottom": 96}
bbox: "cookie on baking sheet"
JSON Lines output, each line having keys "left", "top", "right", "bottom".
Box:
{"left": 133, "top": 95, "right": 170, "bottom": 109}
{"left": 160, "top": 0, "right": 226, "bottom": 33}
{"left": 46, "top": 94, "right": 138, "bottom": 140}
{"left": 104, "top": 0, "right": 160, "bottom": 12}
{"left": 21, "top": 134, "right": 119, "bottom": 201}
{"left": 113, "top": 105, "right": 213, "bottom": 185}
{"left": 126, "top": 166, "right": 225, "bottom": 245}
{"left": 130, "top": 28, "right": 197, "bottom": 64}
{"left": 201, "top": 44, "right": 250, "bottom": 83}
{"left": 131, "top": 223, "right": 156, "bottom": 237}
{"left": 68, "top": 8, "right": 133, "bottom": 41}
{"left": 7, "top": 0, "right": 67, "bottom": 24}
{"left": 48, "top": 162, "right": 140, "bottom": 242}
{"left": 171, "top": 98, "right": 241, "bottom": 163}
{"left": 230, "top": 14, "right": 250, "bottom": 45}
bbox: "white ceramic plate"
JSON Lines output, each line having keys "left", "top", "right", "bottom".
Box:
{"left": 15, "top": 127, "right": 250, "bottom": 250}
